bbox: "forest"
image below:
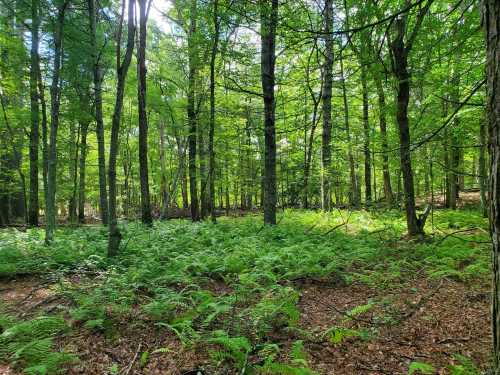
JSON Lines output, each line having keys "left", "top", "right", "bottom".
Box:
{"left": 0, "top": 0, "right": 499, "bottom": 373}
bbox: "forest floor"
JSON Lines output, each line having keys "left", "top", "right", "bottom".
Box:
{"left": 0, "top": 207, "right": 492, "bottom": 374}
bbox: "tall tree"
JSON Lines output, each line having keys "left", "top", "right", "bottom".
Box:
{"left": 88, "top": 0, "right": 109, "bottom": 225}
{"left": 321, "top": 0, "right": 333, "bottom": 211}
{"left": 78, "top": 120, "right": 89, "bottom": 223}
{"left": 484, "top": 0, "right": 500, "bottom": 372}
{"left": 208, "top": 0, "right": 220, "bottom": 223}
{"left": 137, "top": 0, "right": 152, "bottom": 225}
{"left": 479, "top": 117, "right": 487, "bottom": 218}
{"left": 28, "top": 0, "right": 40, "bottom": 227}
{"left": 374, "top": 72, "right": 393, "bottom": 205}
{"left": 45, "top": 1, "right": 69, "bottom": 244}
{"left": 260, "top": 0, "right": 278, "bottom": 225}
{"left": 361, "top": 65, "right": 371, "bottom": 205}
{"left": 340, "top": 48, "right": 360, "bottom": 208}
{"left": 388, "top": 1, "right": 433, "bottom": 236}
{"left": 108, "top": 0, "right": 136, "bottom": 256}
{"left": 187, "top": 0, "right": 200, "bottom": 221}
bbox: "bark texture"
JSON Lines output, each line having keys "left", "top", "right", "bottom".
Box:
{"left": 137, "top": 0, "right": 152, "bottom": 225}
{"left": 321, "top": 0, "right": 333, "bottom": 211}
{"left": 108, "top": 0, "right": 136, "bottom": 256}
{"left": 260, "top": 0, "right": 278, "bottom": 225}
{"left": 28, "top": 0, "right": 40, "bottom": 227}
{"left": 484, "top": 0, "right": 500, "bottom": 372}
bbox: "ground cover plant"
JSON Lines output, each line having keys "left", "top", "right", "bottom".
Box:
{"left": 0, "top": 208, "right": 491, "bottom": 374}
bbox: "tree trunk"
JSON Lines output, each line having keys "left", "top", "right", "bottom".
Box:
{"left": 479, "top": 117, "right": 488, "bottom": 218}
{"left": 68, "top": 122, "right": 79, "bottom": 223}
{"left": 108, "top": 0, "right": 135, "bottom": 256}
{"left": 28, "top": 0, "right": 40, "bottom": 227}
{"left": 340, "top": 51, "right": 359, "bottom": 208}
{"left": 37, "top": 46, "right": 48, "bottom": 214}
{"left": 483, "top": 1, "right": 500, "bottom": 372}
{"left": 375, "top": 75, "right": 393, "bottom": 205}
{"left": 159, "top": 120, "right": 168, "bottom": 219}
{"left": 209, "top": 0, "right": 219, "bottom": 223}
{"left": 88, "top": 0, "right": 109, "bottom": 225}
{"left": 199, "top": 126, "right": 208, "bottom": 218}
{"left": 390, "top": 18, "right": 422, "bottom": 236}
{"left": 137, "top": 0, "right": 152, "bottom": 225}
{"left": 321, "top": 0, "right": 333, "bottom": 211}
{"left": 187, "top": 0, "right": 200, "bottom": 221}
{"left": 260, "top": 0, "right": 278, "bottom": 225}
{"left": 78, "top": 121, "right": 89, "bottom": 223}
{"left": 45, "top": 2, "right": 68, "bottom": 244}
{"left": 361, "top": 66, "right": 371, "bottom": 205}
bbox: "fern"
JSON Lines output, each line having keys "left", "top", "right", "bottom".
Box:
{"left": 0, "top": 314, "right": 76, "bottom": 374}
{"left": 408, "top": 361, "right": 435, "bottom": 374}
{"left": 208, "top": 330, "right": 251, "bottom": 369}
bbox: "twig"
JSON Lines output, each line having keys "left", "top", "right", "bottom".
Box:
{"left": 304, "top": 223, "right": 318, "bottom": 234}
{"left": 399, "top": 280, "right": 443, "bottom": 322}
{"left": 122, "top": 342, "right": 142, "bottom": 375}
{"left": 435, "top": 227, "right": 489, "bottom": 245}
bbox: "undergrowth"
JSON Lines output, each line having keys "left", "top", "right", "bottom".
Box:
{"left": 0, "top": 208, "right": 489, "bottom": 373}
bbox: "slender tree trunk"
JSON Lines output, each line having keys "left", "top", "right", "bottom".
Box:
{"left": 45, "top": 2, "right": 68, "bottom": 244}
{"left": 361, "top": 66, "right": 371, "bottom": 205}
{"left": 68, "top": 122, "right": 79, "bottom": 223}
{"left": 137, "top": 0, "right": 152, "bottom": 225}
{"left": 209, "top": 0, "right": 219, "bottom": 223}
{"left": 0, "top": 93, "right": 27, "bottom": 223}
{"left": 28, "top": 0, "right": 40, "bottom": 227}
{"left": 187, "top": 0, "right": 200, "bottom": 221}
{"left": 479, "top": 117, "right": 488, "bottom": 218}
{"left": 375, "top": 75, "right": 393, "bottom": 205}
{"left": 260, "top": 0, "right": 278, "bottom": 225}
{"left": 390, "top": 19, "right": 422, "bottom": 236}
{"left": 36, "top": 49, "right": 48, "bottom": 212}
{"left": 303, "top": 46, "right": 322, "bottom": 209}
{"left": 199, "top": 127, "right": 208, "bottom": 218}
{"left": 108, "top": 0, "right": 136, "bottom": 256}
{"left": 88, "top": 0, "right": 109, "bottom": 225}
{"left": 321, "top": 0, "right": 333, "bottom": 211}
{"left": 340, "top": 51, "right": 359, "bottom": 207}
{"left": 449, "top": 68, "right": 460, "bottom": 209}
{"left": 78, "top": 121, "right": 89, "bottom": 223}
{"left": 159, "top": 120, "right": 168, "bottom": 218}
{"left": 484, "top": 1, "right": 500, "bottom": 371}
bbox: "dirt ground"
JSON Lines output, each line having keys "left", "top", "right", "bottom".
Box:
{"left": 0, "top": 274, "right": 491, "bottom": 375}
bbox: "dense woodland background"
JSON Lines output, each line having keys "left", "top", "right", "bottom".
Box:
{"left": 0, "top": 0, "right": 487, "bottom": 230}
{"left": 1, "top": 0, "right": 500, "bottom": 374}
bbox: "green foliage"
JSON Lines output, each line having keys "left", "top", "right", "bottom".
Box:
{"left": 246, "top": 286, "right": 300, "bottom": 337}
{"left": 322, "top": 326, "right": 374, "bottom": 345}
{"left": 448, "top": 355, "right": 480, "bottom": 375}
{"left": 257, "top": 340, "right": 317, "bottom": 375}
{"left": 0, "top": 209, "right": 490, "bottom": 373}
{"left": 0, "top": 313, "right": 76, "bottom": 374}
{"left": 408, "top": 361, "right": 435, "bottom": 375}
{"left": 208, "top": 330, "right": 251, "bottom": 369}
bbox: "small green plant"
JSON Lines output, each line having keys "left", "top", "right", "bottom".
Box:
{"left": 258, "top": 340, "right": 317, "bottom": 375}
{"left": 448, "top": 354, "right": 480, "bottom": 375}
{"left": 0, "top": 314, "right": 77, "bottom": 374}
{"left": 208, "top": 330, "right": 251, "bottom": 370}
{"left": 408, "top": 361, "right": 435, "bottom": 374}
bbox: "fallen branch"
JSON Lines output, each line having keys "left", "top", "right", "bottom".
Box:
{"left": 122, "top": 342, "right": 142, "bottom": 375}
{"left": 322, "top": 222, "right": 348, "bottom": 236}
{"left": 434, "top": 227, "right": 488, "bottom": 245}
{"left": 399, "top": 280, "right": 443, "bottom": 322}
{"left": 322, "top": 211, "right": 352, "bottom": 236}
